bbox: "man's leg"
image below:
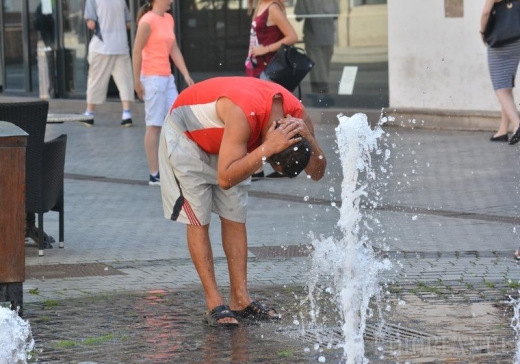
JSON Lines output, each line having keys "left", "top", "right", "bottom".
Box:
{"left": 111, "top": 54, "right": 134, "bottom": 123}
{"left": 187, "top": 224, "right": 238, "bottom": 324}
{"left": 220, "top": 217, "right": 252, "bottom": 311}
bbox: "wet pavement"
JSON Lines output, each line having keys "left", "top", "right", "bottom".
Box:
{"left": 1, "top": 96, "right": 520, "bottom": 363}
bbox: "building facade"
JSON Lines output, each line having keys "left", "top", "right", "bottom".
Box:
{"left": 0, "top": 0, "right": 387, "bottom": 109}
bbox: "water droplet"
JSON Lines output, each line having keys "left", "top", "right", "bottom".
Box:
{"left": 412, "top": 215, "right": 418, "bottom": 221}
{"left": 318, "top": 356, "right": 326, "bottom": 363}
{"left": 318, "top": 155, "right": 323, "bottom": 159}
{"left": 261, "top": 156, "right": 266, "bottom": 161}
{"left": 303, "top": 196, "right": 309, "bottom": 201}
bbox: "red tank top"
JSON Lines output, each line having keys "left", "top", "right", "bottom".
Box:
{"left": 170, "top": 77, "right": 304, "bottom": 154}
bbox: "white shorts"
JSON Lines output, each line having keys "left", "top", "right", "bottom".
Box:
{"left": 86, "top": 52, "right": 135, "bottom": 104}
{"left": 141, "top": 75, "right": 178, "bottom": 127}
{"left": 158, "top": 117, "right": 250, "bottom": 226}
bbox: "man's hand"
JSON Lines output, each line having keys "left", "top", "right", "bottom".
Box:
{"left": 282, "top": 115, "right": 313, "bottom": 140}
{"left": 262, "top": 117, "right": 302, "bottom": 156}
{"left": 86, "top": 19, "right": 96, "bottom": 31}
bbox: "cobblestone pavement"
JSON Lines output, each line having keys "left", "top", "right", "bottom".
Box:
{"left": 1, "top": 97, "right": 520, "bottom": 363}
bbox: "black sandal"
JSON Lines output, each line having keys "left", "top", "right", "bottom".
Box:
{"left": 203, "top": 305, "right": 239, "bottom": 327}
{"left": 232, "top": 301, "right": 281, "bottom": 322}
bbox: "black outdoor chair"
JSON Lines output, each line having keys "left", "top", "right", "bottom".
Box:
{"left": 0, "top": 100, "right": 67, "bottom": 256}
{"left": 41, "top": 134, "right": 67, "bottom": 253}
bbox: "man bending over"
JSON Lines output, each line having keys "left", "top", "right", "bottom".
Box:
{"left": 159, "top": 76, "right": 327, "bottom": 327}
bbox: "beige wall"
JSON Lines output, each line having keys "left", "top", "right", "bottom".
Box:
{"left": 388, "top": 0, "right": 510, "bottom": 112}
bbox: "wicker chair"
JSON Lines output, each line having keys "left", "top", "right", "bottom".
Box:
{"left": 0, "top": 100, "right": 67, "bottom": 256}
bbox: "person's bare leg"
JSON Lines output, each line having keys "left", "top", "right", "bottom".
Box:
{"left": 220, "top": 217, "right": 252, "bottom": 310}
{"left": 122, "top": 101, "right": 131, "bottom": 111}
{"left": 187, "top": 224, "right": 238, "bottom": 324}
{"left": 144, "top": 125, "right": 161, "bottom": 174}
{"left": 496, "top": 88, "right": 520, "bottom": 133}
{"left": 86, "top": 103, "right": 96, "bottom": 113}
{"left": 494, "top": 109, "right": 510, "bottom": 137}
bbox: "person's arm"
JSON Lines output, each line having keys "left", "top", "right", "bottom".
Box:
{"left": 217, "top": 99, "right": 302, "bottom": 189}
{"left": 124, "top": 4, "right": 132, "bottom": 30}
{"left": 170, "top": 40, "right": 194, "bottom": 87}
{"left": 84, "top": 0, "right": 97, "bottom": 30}
{"left": 252, "top": 4, "right": 298, "bottom": 57}
{"left": 480, "top": 0, "right": 495, "bottom": 41}
{"left": 132, "top": 21, "right": 150, "bottom": 100}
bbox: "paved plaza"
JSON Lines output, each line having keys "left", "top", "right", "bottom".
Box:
{"left": 2, "top": 96, "right": 520, "bottom": 363}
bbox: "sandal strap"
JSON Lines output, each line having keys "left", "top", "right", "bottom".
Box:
{"left": 248, "top": 300, "right": 277, "bottom": 315}
{"left": 233, "top": 300, "right": 280, "bottom": 320}
{"left": 208, "top": 305, "right": 236, "bottom": 321}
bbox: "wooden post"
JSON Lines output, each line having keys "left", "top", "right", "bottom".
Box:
{"left": 0, "top": 121, "right": 27, "bottom": 314}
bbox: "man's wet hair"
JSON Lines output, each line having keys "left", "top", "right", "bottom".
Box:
{"left": 269, "top": 135, "right": 312, "bottom": 178}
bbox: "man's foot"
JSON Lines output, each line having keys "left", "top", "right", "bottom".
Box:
{"left": 120, "top": 118, "right": 133, "bottom": 127}
{"left": 149, "top": 172, "right": 160, "bottom": 186}
{"left": 231, "top": 301, "right": 281, "bottom": 322}
{"left": 81, "top": 111, "right": 94, "bottom": 127}
{"left": 203, "top": 305, "right": 239, "bottom": 327}
{"left": 121, "top": 110, "right": 133, "bottom": 127}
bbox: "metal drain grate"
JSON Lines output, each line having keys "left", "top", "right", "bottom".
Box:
{"left": 249, "top": 245, "right": 313, "bottom": 258}
{"left": 26, "top": 263, "right": 126, "bottom": 280}
{"left": 287, "top": 322, "right": 435, "bottom": 346}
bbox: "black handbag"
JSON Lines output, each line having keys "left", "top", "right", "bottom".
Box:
{"left": 484, "top": 0, "right": 520, "bottom": 48}
{"left": 264, "top": 44, "right": 314, "bottom": 94}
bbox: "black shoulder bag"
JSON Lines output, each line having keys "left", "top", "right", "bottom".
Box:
{"left": 484, "top": 0, "right": 520, "bottom": 48}
{"left": 264, "top": 44, "right": 315, "bottom": 99}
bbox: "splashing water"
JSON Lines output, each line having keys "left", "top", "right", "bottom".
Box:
{"left": 306, "top": 113, "right": 392, "bottom": 364}
{"left": 511, "top": 293, "right": 520, "bottom": 363}
{"left": 0, "top": 307, "right": 34, "bottom": 364}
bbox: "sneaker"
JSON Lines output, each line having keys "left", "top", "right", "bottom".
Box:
{"left": 121, "top": 118, "right": 133, "bottom": 127}
{"left": 252, "top": 171, "right": 264, "bottom": 181}
{"left": 149, "top": 172, "right": 160, "bottom": 186}
{"left": 81, "top": 112, "right": 94, "bottom": 127}
{"left": 79, "top": 118, "right": 94, "bottom": 127}
{"left": 265, "top": 171, "right": 286, "bottom": 179}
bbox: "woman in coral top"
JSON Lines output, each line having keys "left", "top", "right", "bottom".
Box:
{"left": 245, "top": 0, "right": 298, "bottom": 79}
{"left": 132, "top": 0, "right": 194, "bottom": 186}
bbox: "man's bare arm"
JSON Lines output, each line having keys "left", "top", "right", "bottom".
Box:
{"left": 217, "top": 100, "right": 302, "bottom": 189}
